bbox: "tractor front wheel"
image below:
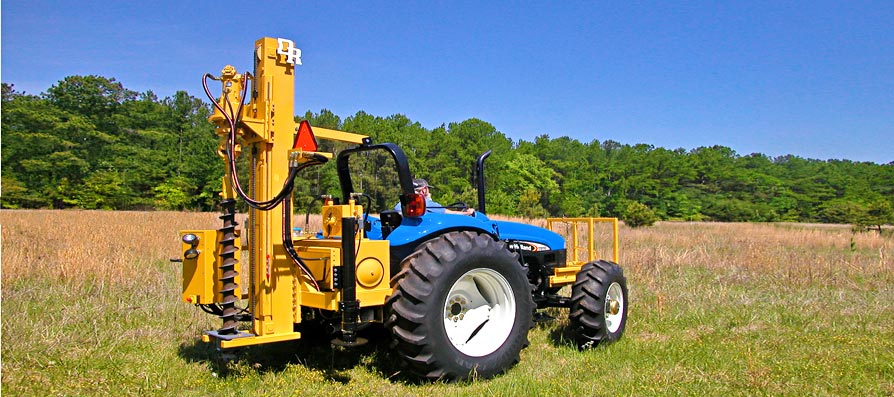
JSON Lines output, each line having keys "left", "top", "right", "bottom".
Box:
{"left": 569, "top": 260, "right": 628, "bottom": 349}
{"left": 386, "top": 231, "right": 534, "bottom": 380}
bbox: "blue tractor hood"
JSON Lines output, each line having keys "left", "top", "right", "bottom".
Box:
{"left": 493, "top": 220, "right": 566, "bottom": 251}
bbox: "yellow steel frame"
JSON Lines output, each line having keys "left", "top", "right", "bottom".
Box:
{"left": 194, "top": 37, "right": 389, "bottom": 350}
{"left": 313, "top": 127, "right": 368, "bottom": 145}
{"left": 235, "top": 37, "right": 298, "bottom": 340}
{"left": 291, "top": 238, "right": 392, "bottom": 310}
{"left": 545, "top": 217, "right": 620, "bottom": 287}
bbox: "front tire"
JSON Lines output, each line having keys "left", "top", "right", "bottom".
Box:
{"left": 386, "top": 231, "right": 534, "bottom": 380}
{"left": 569, "top": 260, "right": 628, "bottom": 349}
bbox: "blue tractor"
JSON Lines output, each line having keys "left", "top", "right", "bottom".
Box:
{"left": 335, "top": 142, "right": 629, "bottom": 379}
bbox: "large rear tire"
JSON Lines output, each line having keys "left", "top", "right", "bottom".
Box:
{"left": 569, "top": 260, "right": 628, "bottom": 349}
{"left": 386, "top": 231, "right": 534, "bottom": 380}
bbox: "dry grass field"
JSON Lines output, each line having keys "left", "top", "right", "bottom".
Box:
{"left": 2, "top": 210, "right": 893, "bottom": 396}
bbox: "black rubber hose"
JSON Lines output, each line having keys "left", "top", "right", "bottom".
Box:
{"left": 203, "top": 72, "right": 296, "bottom": 211}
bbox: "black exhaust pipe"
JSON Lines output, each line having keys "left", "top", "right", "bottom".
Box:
{"left": 476, "top": 150, "right": 492, "bottom": 214}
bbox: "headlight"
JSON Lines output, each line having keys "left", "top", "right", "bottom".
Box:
{"left": 184, "top": 248, "right": 200, "bottom": 260}
{"left": 182, "top": 233, "right": 199, "bottom": 245}
{"left": 182, "top": 233, "right": 200, "bottom": 260}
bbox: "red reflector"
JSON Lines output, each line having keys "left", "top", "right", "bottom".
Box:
{"left": 293, "top": 120, "right": 319, "bottom": 152}
{"left": 403, "top": 193, "right": 427, "bottom": 217}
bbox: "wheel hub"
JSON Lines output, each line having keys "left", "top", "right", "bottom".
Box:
{"left": 448, "top": 297, "right": 467, "bottom": 321}
{"left": 607, "top": 299, "right": 620, "bottom": 315}
{"left": 604, "top": 281, "right": 625, "bottom": 333}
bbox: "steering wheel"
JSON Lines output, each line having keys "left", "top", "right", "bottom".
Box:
{"left": 445, "top": 202, "right": 471, "bottom": 211}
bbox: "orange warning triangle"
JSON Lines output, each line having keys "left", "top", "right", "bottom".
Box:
{"left": 293, "top": 120, "right": 319, "bottom": 152}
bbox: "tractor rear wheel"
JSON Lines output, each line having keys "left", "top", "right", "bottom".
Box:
{"left": 386, "top": 231, "right": 534, "bottom": 381}
{"left": 569, "top": 260, "right": 628, "bottom": 349}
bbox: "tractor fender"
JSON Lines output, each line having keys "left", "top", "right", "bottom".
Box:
{"left": 385, "top": 212, "right": 499, "bottom": 272}
{"left": 386, "top": 212, "right": 498, "bottom": 247}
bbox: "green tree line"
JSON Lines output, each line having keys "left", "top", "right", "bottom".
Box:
{"left": 2, "top": 76, "right": 892, "bottom": 228}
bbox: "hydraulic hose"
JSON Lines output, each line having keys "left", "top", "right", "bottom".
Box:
{"left": 203, "top": 71, "right": 330, "bottom": 293}
{"left": 203, "top": 72, "right": 297, "bottom": 211}
{"left": 283, "top": 193, "right": 321, "bottom": 291}
{"left": 281, "top": 156, "right": 328, "bottom": 291}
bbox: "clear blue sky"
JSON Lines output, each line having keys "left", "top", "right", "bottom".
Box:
{"left": 3, "top": 1, "right": 892, "bottom": 164}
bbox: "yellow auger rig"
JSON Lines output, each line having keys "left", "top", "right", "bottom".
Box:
{"left": 177, "top": 37, "right": 628, "bottom": 380}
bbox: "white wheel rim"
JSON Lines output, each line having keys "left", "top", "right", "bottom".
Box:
{"left": 605, "top": 282, "right": 625, "bottom": 333}
{"left": 443, "top": 268, "right": 516, "bottom": 357}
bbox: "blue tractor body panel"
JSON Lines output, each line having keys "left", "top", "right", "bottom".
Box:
{"left": 365, "top": 212, "right": 566, "bottom": 252}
